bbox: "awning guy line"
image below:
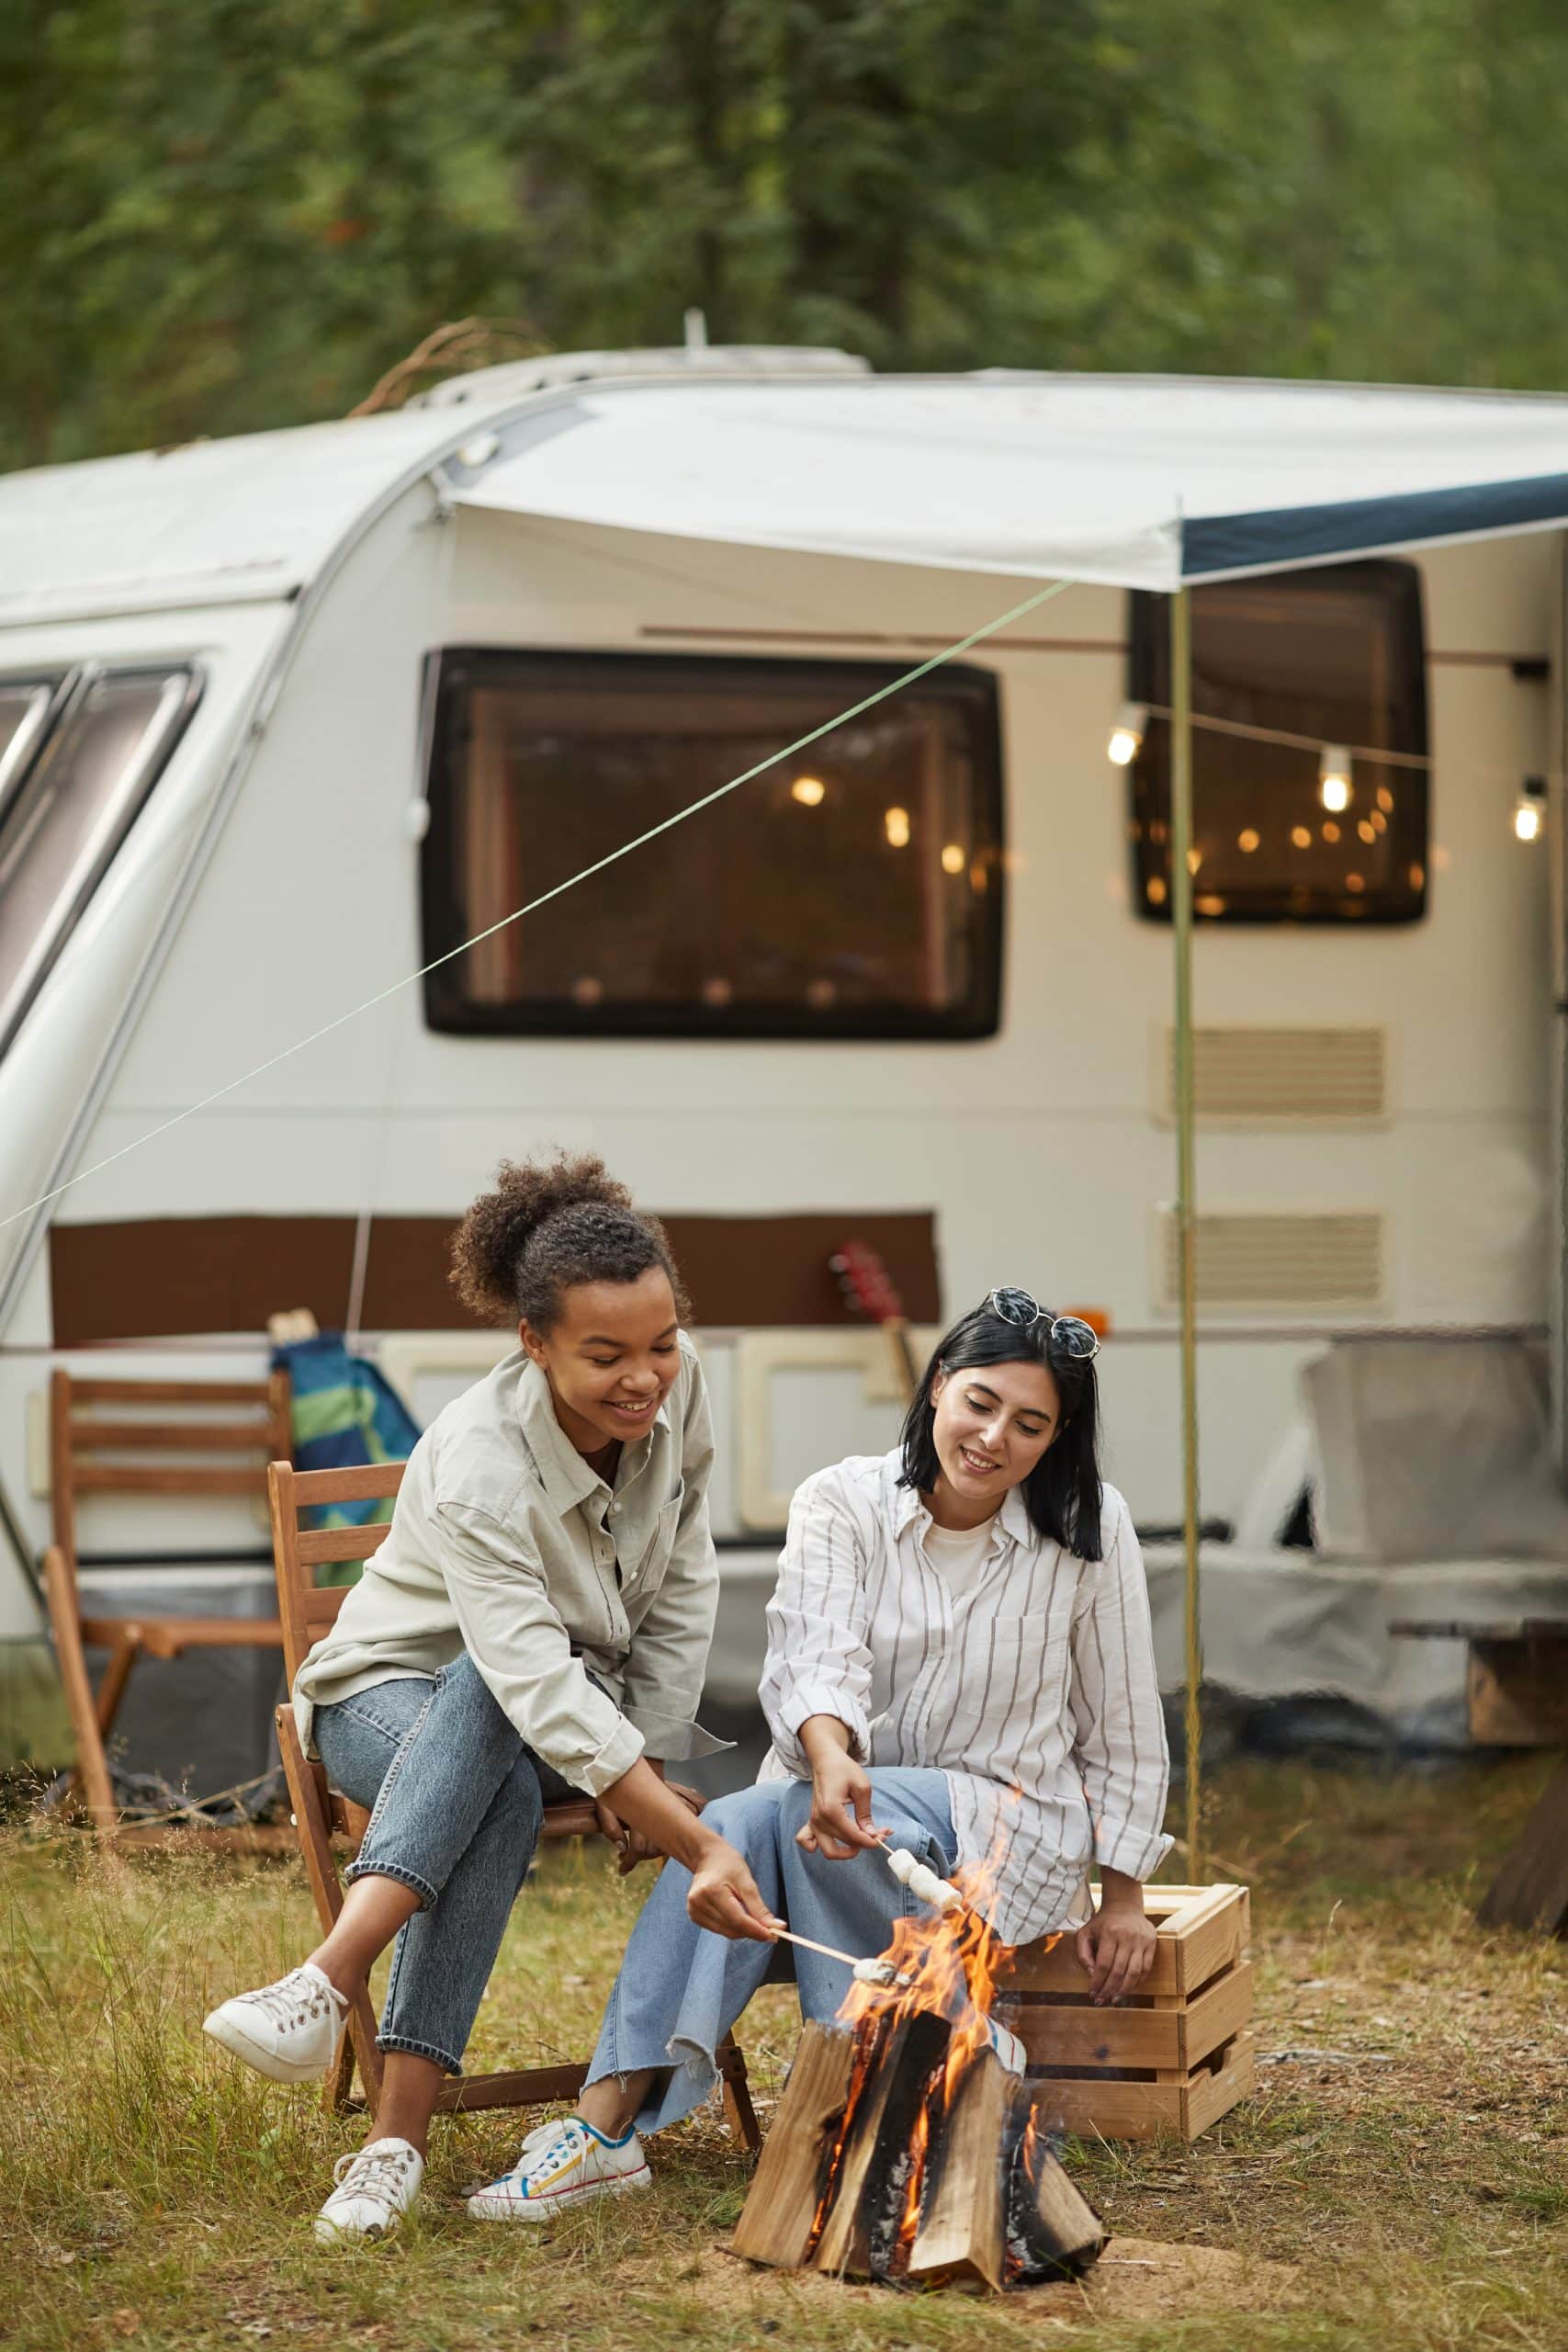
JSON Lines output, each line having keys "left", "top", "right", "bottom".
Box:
{"left": 0, "top": 572, "right": 1077, "bottom": 1236}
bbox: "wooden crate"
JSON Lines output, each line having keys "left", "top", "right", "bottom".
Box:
{"left": 993, "top": 1883, "right": 1253, "bottom": 2143}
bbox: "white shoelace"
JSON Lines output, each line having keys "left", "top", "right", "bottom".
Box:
{"left": 509, "top": 2117, "right": 590, "bottom": 2182}
{"left": 244, "top": 1968, "right": 343, "bottom": 2032}
{"left": 331, "top": 2143, "right": 420, "bottom": 2204}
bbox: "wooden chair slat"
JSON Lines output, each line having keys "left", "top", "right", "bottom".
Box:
{"left": 287, "top": 1460, "right": 407, "bottom": 1508}
{"left": 45, "top": 1366, "right": 296, "bottom": 1844}
{"left": 69, "top": 1378, "right": 276, "bottom": 1408}
{"left": 81, "top": 1615, "right": 282, "bottom": 1653}
{"left": 70, "top": 1419, "right": 282, "bottom": 1453}
{"left": 71, "top": 1462, "right": 267, "bottom": 1496}
{"left": 295, "top": 1523, "right": 395, "bottom": 1566}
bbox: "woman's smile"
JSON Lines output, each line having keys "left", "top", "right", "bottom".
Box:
{"left": 958, "top": 1442, "right": 1002, "bottom": 1476}
{"left": 606, "top": 1395, "right": 660, "bottom": 1425}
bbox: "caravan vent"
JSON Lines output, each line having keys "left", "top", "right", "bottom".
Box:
{"left": 1159, "top": 1211, "right": 1384, "bottom": 1309}
{"left": 1159, "top": 1026, "right": 1387, "bottom": 1123}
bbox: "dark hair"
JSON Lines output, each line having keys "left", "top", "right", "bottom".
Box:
{"left": 449, "top": 1150, "right": 690, "bottom": 1332}
{"left": 897, "top": 1303, "right": 1105, "bottom": 1559}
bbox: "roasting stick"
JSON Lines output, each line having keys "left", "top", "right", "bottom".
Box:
{"left": 768, "top": 1924, "right": 911, "bottom": 1989}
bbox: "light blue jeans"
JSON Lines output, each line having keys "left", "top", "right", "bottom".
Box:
{"left": 314, "top": 1654, "right": 581, "bottom": 2075}
{"left": 587, "top": 1768, "right": 958, "bottom": 2136}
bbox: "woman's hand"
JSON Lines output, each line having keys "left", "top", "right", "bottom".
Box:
{"left": 795, "top": 1719, "right": 886, "bottom": 1860}
{"left": 593, "top": 1797, "right": 658, "bottom": 1875}
{"left": 686, "top": 1834, "right": 784, "bottom": 1942}
{"left": 1075, "top": 1874, "right": 1157, "bottom": 2005}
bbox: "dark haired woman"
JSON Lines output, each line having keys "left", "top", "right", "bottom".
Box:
{"left": 204, "top": 1153, "right": 778, "bottom": 2240}
{"left": 490, "top": 1290, "right": 1171, "bottom": 2219}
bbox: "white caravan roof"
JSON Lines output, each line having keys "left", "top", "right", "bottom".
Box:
{"left": 6, "top": 358, "right": 1568, "bottom": 625}
{"left": 0, "top": 347, "right": 868, "bottom": 628}
{"left": 453, "top": 370, "right": 1568, "bottom": 590}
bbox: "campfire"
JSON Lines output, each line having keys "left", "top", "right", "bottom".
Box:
{"left": 732, "top": 1848, "right": 1106, "bottom": 2292}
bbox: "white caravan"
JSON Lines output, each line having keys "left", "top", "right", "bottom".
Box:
{"left": 0, "top": 346, "right": 1562, "bottom": 1781}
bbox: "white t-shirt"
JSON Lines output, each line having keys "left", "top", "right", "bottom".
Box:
{"left": 920, "top": 1512, "right": 998, "bottom": 1597}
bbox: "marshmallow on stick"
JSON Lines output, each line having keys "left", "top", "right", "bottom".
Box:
{"left": 885, "top": 1845, "right": 965, "bottom": 1915}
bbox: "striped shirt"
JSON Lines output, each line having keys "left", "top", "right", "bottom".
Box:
{"left": 757, "top": 1452, "right": 1171, "bottom": 1945}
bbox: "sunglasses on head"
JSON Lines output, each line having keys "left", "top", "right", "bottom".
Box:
{"left": 986, "top": 1287, "right": 1101, "bottom": 1363}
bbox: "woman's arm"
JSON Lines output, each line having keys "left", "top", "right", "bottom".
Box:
{"left": 760, "top": 1469, "right": 876, "bottom": 1774}
{"left": 596, "top": 1755, "right": 780, "bottom": 1940}
{"left": 616, "top": 1349, "right": 720, "bottom": 1758}
{"left": 793, "top": 1713, "right": 890, "bottom": 1860}
{"left": 1067, "top": 1498, "right": 1174, "bottom": 2001}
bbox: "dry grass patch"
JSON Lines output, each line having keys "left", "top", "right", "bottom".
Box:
{"left": 2, "top": 1755, "right": 1565, "bottom": 2350}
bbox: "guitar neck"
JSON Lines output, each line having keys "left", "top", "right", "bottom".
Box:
{"left": 884, "top": 1317, "right": 920, "bottom": 1406}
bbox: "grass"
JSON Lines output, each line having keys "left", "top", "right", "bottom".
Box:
{"left": 3, "top": 1755, "right": 1566, "bottom": 2350}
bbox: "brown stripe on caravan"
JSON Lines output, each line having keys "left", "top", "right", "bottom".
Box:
{"left": 50, "top": 1212, "right": 941, "bottom": 1344}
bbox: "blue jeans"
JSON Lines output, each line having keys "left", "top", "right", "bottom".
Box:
{"left": 314, "top": 1654, "right": 581, "bottom": 2076}
{"left": 587, "top": 1768, "right": 957, "bottom": 2137}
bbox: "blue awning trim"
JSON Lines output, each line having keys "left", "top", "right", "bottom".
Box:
{"left": 1183, "top": 471, "right": 1568, "bottom": 579}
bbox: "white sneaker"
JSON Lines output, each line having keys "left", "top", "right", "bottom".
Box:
{"left": 467, "top": 2114, "right": 650, "bottom": 2222}
{"left": 203, "top": 1962, "right": 348, "bottom": 2084}
{"left": 314, "top": 2137, "right": 423, "bottom": 2243}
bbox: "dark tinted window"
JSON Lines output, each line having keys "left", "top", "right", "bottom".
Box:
{"left": 422, "top": 650, "right": 1004, "bottom": 1038}
{"left": 1129, "top": 560, "right": 1428, "bottom": 924}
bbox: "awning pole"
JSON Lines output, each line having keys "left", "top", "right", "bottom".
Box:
{"left": 1169, "top": 586, "right": 1203, "bottom": 1878}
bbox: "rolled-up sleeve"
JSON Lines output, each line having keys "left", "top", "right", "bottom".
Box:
{"left": 761, "top": 1469, "right": 874, "bottom": 1773}
{"left": 436, "top": 1502, "right": 644, "bottom": 1796}
{"left": 1067, "top": 1498, "right": 1173, "bottom": 1880}
{"left": 619, "top": 1358, "right": 727, "bottom": 1760}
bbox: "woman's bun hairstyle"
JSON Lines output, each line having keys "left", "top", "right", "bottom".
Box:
{"left": 450, "top": 1150, "right": 688, "bottom": 1332}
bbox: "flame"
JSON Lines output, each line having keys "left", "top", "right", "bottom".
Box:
{"left": 895, "top": 2099, "right": 931, "bottom": 2253}
{"left": 807, "top": 1805, "right": 1074, "bottom": 2273}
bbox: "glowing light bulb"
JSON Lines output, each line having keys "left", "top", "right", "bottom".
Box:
{"left": 884, "top": 806, "right": 911, "bottom": 848}
{"left": 1319, "top": 745, "right": 1352, "bottom": 812}
{"left": 1108, "top": 700, "right": 1147, "bottom": 766}
{"left": 791, "top": 775, "right": 826, "bottom": 807}
{"left": 941, "top": 842, "right": 964, "bottom": 875}
{"left": 1516, "top": 777, "right": 1547, "bottom": 842}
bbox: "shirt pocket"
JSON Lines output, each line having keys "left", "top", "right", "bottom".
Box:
{"left": 625, "top": 1485, "right": 683, "bottom": 1595}
{"left": 983, "top": 1613, "right": 1074, "bottom": 1724}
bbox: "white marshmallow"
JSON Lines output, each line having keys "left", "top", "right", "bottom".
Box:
{"left": 885, "top": 1846, "right": 964, "bottom": 1914}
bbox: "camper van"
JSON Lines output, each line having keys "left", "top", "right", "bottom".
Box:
{"left": 1, "top": 345, "right": 1563, "bottom": 1789}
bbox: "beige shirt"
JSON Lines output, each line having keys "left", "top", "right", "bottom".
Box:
{"left": 757, "top": 1452, "right": 1171, "bottom": 1944}
{"left": 292, "top": 1334, "right": 725, "bottom": 1797}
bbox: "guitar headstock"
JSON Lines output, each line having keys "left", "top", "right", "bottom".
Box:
{"left": 830, "top": 1239, "right": 907, "bottom": 1329}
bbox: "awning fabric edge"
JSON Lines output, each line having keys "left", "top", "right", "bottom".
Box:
{"left": 1183, "top": 470, "right": 1568, "bottom": 581}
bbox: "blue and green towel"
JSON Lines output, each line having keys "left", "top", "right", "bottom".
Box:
{"left": 271, "top": 1334, "right": 423, "bottom": 1587}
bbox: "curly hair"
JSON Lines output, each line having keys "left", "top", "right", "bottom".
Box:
{"left": 449, "top": 1151, "right": 690, "bottom": 1332}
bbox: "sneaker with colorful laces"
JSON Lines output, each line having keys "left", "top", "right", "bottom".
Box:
{"left": 314, "top": 2137, "right": 424, "bottom": 2242}
{"left": 203, "top": 1961, "right": 348, "bottom": 2084}
{"left": 467, "top": 2114, "right": 650, "bottom": 2222}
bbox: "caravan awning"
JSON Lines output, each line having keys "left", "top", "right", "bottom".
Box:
{"left": 454, "top": 372, "right": 1568, "bottom": 591}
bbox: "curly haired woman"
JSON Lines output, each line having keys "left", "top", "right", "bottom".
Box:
{"left": 203, "top": 1152, "right": 778, "bottom": 2240}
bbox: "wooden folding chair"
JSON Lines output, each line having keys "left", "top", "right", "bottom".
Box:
{"left": 268, "top": 1456, "right": 761, "bottom": 2148}
{"left": 43, "top": 1368, "right": 293, "bottom": 1833}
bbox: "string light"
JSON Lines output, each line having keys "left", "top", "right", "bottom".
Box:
{"left": 884, "top": 806, "right": 911, "bottom": 848}
{"left": 790, "top": 775, "right": 826, "bottom": 807}
{"left": 1107, "top": 701, "right": 1147, "bottom": 765}
{"left": 1515, "top": 775, "right": 1547, "bottom": 842}
{"left": 1319, "top": 745, "right": 1352, "bottom": 812}
{"left": 940, "top": 843, "right": 965, "bottom": 874}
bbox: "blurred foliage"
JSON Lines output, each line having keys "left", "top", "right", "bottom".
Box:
{"left": 4, "top": 0, "right": 1568, "bottom": 470}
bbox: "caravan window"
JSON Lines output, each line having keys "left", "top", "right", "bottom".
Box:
{"left": 421, "top": 650, "right": 1003, "bottom": 1038}
{"left": 1127, "top": 560, "right": 1428, "bottom": 923}
{"left": 0, "top": 678, "right": 66, "bottom": 822}
{"left": 0, "top": 665, "right": 202, "bottom": 1057}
